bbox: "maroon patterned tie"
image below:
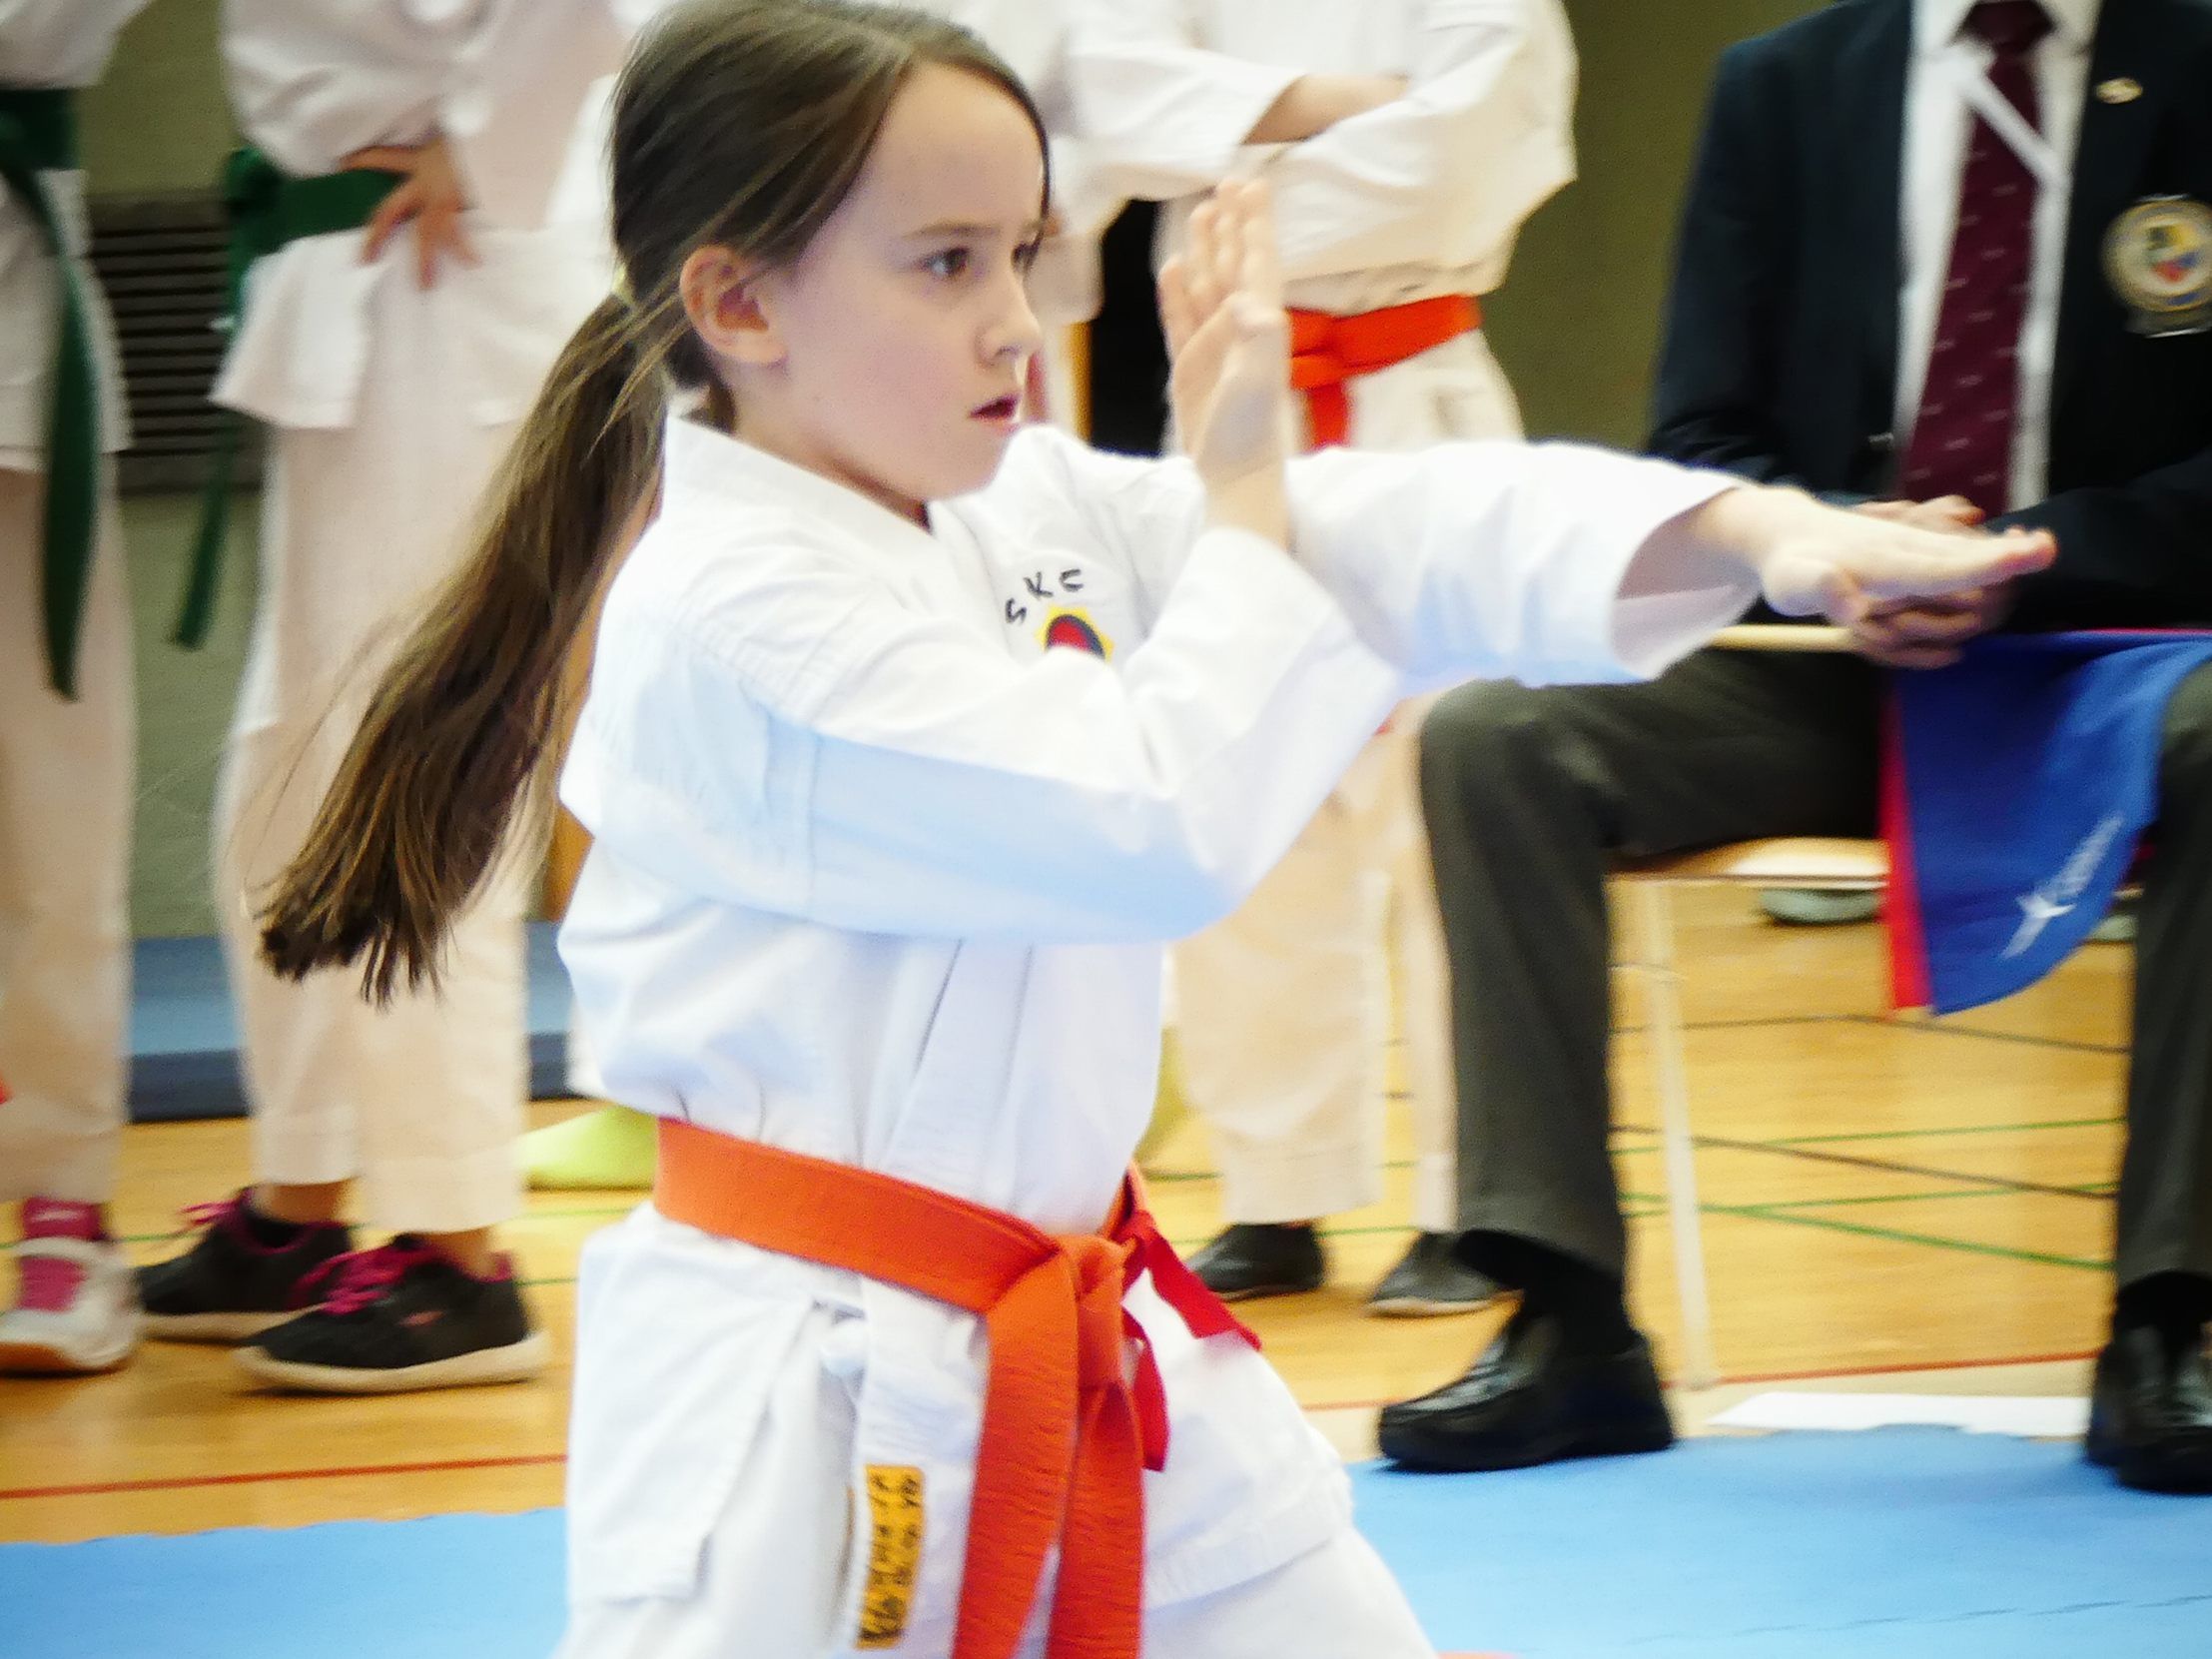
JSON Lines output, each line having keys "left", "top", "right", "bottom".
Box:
{"left": 1897, "top": 0, "right": 2052, "bottom": 515}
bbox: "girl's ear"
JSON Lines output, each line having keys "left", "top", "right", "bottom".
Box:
{"left": 680, "top": 245, "right": 782, "bottom": 366}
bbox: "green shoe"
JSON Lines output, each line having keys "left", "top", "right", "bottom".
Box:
{"left": 1757, "top": 887, "right": 1880, "bottom": 926}
{"left": 522, "top": 1105, "right": 658, "bottom": 1191}
{"left": 2089, "top": 897, "right": 2139, "bottom": 944}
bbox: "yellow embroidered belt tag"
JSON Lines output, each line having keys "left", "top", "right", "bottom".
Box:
{"left": 857, "top": 1464, "right": 926, "bottom": 1648}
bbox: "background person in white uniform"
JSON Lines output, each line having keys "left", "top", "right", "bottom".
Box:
{"left": 253, "top": 5, "right": 2053, "bottom": 1652}
{"left": 132, "top": 0, "right": 625, "bottom": 1396}
{"left": 1070, "top": 0, "right": 1579, "bottom": 1311}
{"left": 0, "top": 0, "right": 150, "bottom": 1379}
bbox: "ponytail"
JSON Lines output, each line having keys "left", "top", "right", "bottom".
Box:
{"left": 259, "top": 294, "right": 660, "bottom": 1001}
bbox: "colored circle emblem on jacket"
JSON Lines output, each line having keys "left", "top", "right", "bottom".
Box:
{"left": 2103, "top": 198, "right": 2212, "bottom": 332}
{"left": 1043, "top": 609, "right": 1111, "bottom": 657}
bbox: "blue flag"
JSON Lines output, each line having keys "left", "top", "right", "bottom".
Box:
{"left": 1883, "top": 631, "right": 2212, "bottom": 1014}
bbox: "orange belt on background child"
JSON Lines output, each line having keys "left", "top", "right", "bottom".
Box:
{"left": 1288, "top": 293, "right": 1482, "bottom": 448}
{"left": 653, "top": 1118, "right": 1258, "bottom": 1659}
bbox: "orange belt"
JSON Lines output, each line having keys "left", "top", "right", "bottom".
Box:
{"left": 1288, "top": 292, "right": 1482, "bottom": 448}
{"left": 653, "top": 1118, "right": 1257, "bottom": 1659}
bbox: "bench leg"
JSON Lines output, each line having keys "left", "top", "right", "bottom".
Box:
{"left": 1636, "top": 881, "right": 1719, "bottom": 1391}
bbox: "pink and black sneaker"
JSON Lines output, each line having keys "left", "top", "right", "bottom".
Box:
{"left": 136, "top": 1191, "right": 356, "bottom": 1342}
{"left": 236, "top": 1237, "right": 548, "bottom": 1394}
{"left": 0, "top": 1199, "right": 141, "bottom": 1375}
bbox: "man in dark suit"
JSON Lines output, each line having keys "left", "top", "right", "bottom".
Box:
{"left": 1380, "top": 0, "right": 2212, "bottom": 1490}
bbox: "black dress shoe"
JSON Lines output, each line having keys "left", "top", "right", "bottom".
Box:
{"left": 1366, "top": 1233, "right": 1504, "bottom": 1317}
{"left": 1187, "top": 1223, "right": 1325, "bottom": 1300}
{"left": 1376, "top": 1306, "right": 1674, "bottom": 1472}
{"left": 2086, "top": 1323, "right": 2212, "bottom": 1492}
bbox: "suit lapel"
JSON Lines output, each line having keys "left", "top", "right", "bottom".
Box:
{"left": 1837, "top": 2, "right": 1914, "bottom": 443}
{"left": 2054, "top": 0, "right": 2168, "bottom": 415}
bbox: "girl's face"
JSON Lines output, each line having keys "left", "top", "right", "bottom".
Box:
{"left": 735, "top": 64, "right": 1048, "bottom": 523}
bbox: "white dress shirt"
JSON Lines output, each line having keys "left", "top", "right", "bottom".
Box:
{"left": 1898, "top": 0, "right": 2103, "bottom": 508}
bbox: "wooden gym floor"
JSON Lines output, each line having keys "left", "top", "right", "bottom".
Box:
{"left": 0, "top": 886, "right": 2127, "bottom": 1546}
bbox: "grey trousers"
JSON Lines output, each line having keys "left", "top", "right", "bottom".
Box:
{"left": 1420, "top": 647, "right": 2212, "bottom": 1294}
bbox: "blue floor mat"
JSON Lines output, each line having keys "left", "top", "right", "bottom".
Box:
{"left": 127, "top": 925, "right": 576, "bottom": 1120}
{"left": 0, "top": 1511, "right": 567, "bottom": 1659}
{"left": 1356, "top": 1427, "right": 2212, "bottom": 1657}
{"left": 5, "top": 1429, "right": 2209, "bottom": 1658}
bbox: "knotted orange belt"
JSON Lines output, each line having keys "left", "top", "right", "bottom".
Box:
{"left": 1288, "top": 292, "right": 1482, "bottom": 448}
{"left": 653, "top": 1117, "right": 1258, "bottom": 1659}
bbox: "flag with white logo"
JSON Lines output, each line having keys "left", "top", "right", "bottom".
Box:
{"left": 1884, "top": 631, "right": 2212, "bottom": 1013}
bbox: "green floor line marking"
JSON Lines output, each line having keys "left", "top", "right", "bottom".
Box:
{"left": 1613, "top": 1014, "right": 1862, "bottom": 1038}
{"left": 1613, "top": 1116, "right": 2122, "bottom": 1156}
{"left": 1143, "top": 1157, "right": 1421, "bottom": 1187}
{"left": 1717, "top": 1203, "right": 2106, "bottom": 1272}
{"left": 1847, "top": 1014, "right": 2126, "bottom": 1057}
{"left": 1767, "top": 1116, "right": 2124, "bottom": 1147}
{"left": 1623, "top": 1185, "right": 2027, "bottom": 1214}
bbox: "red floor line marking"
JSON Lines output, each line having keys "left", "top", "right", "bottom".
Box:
{"left": 1, "top": 1349, "right": 2104, "bottom": 1503}
{"left": 0, "top": 1451, "right": 567, "bottom": 1503}
{"left": 1303, "top": 1347, "right": 2100, "bottom": 1415}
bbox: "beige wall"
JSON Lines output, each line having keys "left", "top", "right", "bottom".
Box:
{"left": 96, "top": 0, "right": 1823, "bottom": 935}
{"left": 1485, "top": 0, "right": 1823, "bottom": 444}
{"left": 85, "top": 0, "right": 232, "bottom": 194}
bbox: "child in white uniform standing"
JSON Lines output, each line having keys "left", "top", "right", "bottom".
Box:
{"left": 258, "top": 2, "right": 2050, "bottom": 1650}
{"left": 134, "top": 0, "right": 625, "bottom": 1394}
{"left": 1071, "top": 0, "right": 1577, "bottom": 1309}
{"left": 0, "top": 0, "right": 149, "bottom": 1377}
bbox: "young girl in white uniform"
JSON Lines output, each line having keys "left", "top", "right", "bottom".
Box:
{"left": 133, "top": 0, "right": 627, "bottom": 1394}
{"left": 0, "top": 0, "right": 150, "bottom": 1377}
{"left": 1071, "top": 0, "right": 1579, "bottom": 1308}
{"left": 519, "top": 0, "right": 1115, "bottom": 1191}
{"left": 257, "top": 2, "right": 2049, "bottom": 1650}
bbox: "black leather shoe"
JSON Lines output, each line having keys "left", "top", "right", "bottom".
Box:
{"left": 1376, "top": 1306, "right": 1675, "bottom": 1471}
{"left": 2086, "top": 1323, "right": 2212, "bottom": 1492}
{"left": 1367, "top": 1233, "right": 1504, "bottom": 1316}
{"left": 1187, "top": 1223, "right": 1325, "bottom": 1299}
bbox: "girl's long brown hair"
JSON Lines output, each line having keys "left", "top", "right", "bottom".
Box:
{"left": 259, "top": 0, "right": 1049, "bottom": 1000}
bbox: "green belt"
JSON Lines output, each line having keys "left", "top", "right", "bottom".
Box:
{"left": 179, "top": 149, "right": 402, "bottom": 650}
{"left": 0, "top": 87, "right": 97, "bottom": 698}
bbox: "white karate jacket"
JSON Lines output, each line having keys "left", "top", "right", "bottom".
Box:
{"left": 212, "top": 0, "right": 624, "bottom": 432}
{"left": 552, "top": 414, "right": 1751, "bottom": 1647}
{"left": 0, "top": 0, "right": 148, "bottom": 466}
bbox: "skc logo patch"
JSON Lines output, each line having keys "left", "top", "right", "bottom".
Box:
{"left": 1041, "top": 608, "right": 1110, "bottom": 658}
{"left": 1005, "top": 565, "right": 1112, "bottom": 658}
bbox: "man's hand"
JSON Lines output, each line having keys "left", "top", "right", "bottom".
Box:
{"left": 345, "top": 135, "right": 480, "bottom": 291}
{"left": 1855, "top": 494, "right": 1986, "bottom": 534}
{"left": 1848, "top": 584, "right": 2015, "bottom": 669}
{"left": 1845, "top": 496, "right": 2010, "bottom": 667}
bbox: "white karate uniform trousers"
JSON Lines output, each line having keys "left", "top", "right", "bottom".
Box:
{"left": 1174, "top": 331, "right": 1522, "bottom": 1234}
{"left": 215, "top": 280, "right": 531, "bottom": 1236}
{"left": 0, "top": 472, "right": 132, "bottom": 1205}
{"left": 558, "top": 1516, "right": 1433, "bottom": 1659}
